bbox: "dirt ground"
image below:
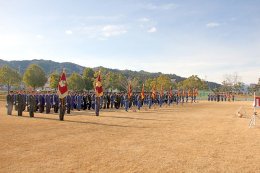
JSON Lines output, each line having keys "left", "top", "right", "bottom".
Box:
{"left": 0, "top": 100, "right": 259, "bottom": 173}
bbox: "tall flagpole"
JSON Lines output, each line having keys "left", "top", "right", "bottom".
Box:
{"left": 58, "top": 68, "right": 68, "bottom": 121}
{"left": 95, "top": 71, "right": 103, "bottom": 116}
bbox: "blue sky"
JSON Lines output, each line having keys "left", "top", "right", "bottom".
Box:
{"left": 0, "top": 0, "right": 260, "bottom": 84}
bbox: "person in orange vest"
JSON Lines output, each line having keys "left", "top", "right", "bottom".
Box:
{"left": 228, "top": 93, "right": 231, "bottom": 102}
{"left": 177, "top": 89, "right": 180, "bottom": 105}
{"left": 193, "top": 88, "right": 198, "bottom": 103}
{"left": 188, "top": 89, "right": 192, "bottom": 103}
{"left": 185, "top": 90, "right": 189, "bottom": 102}
{"left": 182, "top": 89, "right": 185, "bottom": 103}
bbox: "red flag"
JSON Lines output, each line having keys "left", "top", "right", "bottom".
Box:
{"left": 141, "top": 84, "right": 145, "bottom": 100}
{"left": 128, "top": 83, "right": 132, "bottom": 99}
{"left": 95, "top": 72, "right": 103, "bottom": 97}
{"left": 160, "top": 85, "right": 164, "bottom": 97}
{"left": 152, "top": 84, "right": 156, "bottom": 99}
{"left": 58, "top": 70, "right": 68, "bottom": 99}
{"left": 169, "top": 86, "right": 173, "bottom": 97}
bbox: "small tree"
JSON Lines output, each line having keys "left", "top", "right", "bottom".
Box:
{"left": 113, "top": 73, "right": 128, "bottom": 92}
{"left": 0, "top": 65, "right": 21, "bottom": 93}
{"left": 49, "top": 71, "right": 60, "bottom": 90}
{"left": 82, "top": 67, "right": 95, "bottom": 91}
{"left": 144, "top": 78, "right": 156, "bottom": 91}
{"left": 67, "top": 72, "right": 84, "bottom": 91}
{"left": 156, "top": 75, "right": 172, "bottom": 90}
{"left": 221, "top": 72, "right": 243, "bottom": 94}
{"left": 177, "top": 75, "right": 207, "bottom": 90}
{"left": 23, "top": 64, "right": 47, "bottom": 90}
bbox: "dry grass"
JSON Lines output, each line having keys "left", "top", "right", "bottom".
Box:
{"left": 0, "top": 101, "right": 260, "bottom": 173}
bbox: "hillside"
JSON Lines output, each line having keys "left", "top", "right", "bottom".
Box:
{"left": 0, "top": 59, "right": 220, "bottom": 88}
{"left": 0, "top": 59, "right": 84, "bottom": 75}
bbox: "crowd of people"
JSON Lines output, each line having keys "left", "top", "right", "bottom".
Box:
{"left": 207, "top": 93, "right": 235, "bottom": 102}
{"left": 6, "top": 89, "right": 199, "bottom": 117}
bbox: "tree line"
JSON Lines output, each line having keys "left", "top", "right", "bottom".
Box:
{"left": 1, "top": 64, "right": 211, "bottom": 94}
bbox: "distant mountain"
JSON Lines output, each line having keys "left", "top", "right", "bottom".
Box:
{"left": 0, "top": 59, "right": 221, "bottom": 89}
{"left": 0, "top": 59, "right": 84, "bottom": 75}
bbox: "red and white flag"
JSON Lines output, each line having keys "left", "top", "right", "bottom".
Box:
{"left": 95, "top": 72, "right": 103, "bottom": 97}
{"left": 160, "top": 85, "right": 164, "bottom": 97}
{"left": 58, "top": 69, "right": 68, "bottom": 99}
{"left": 141, "top": 84, "right": 145, "bottom": 100}
{"left": 169, "top": 86, "right": 173, "bottom": 97}
{"left": 128, "top": 83, "right": 132, "bottom": 99}
{"left": 152, "top": 84, "right": 156, "bottom": 99}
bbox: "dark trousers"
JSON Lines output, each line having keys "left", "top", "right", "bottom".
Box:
{"left": 18, "top": 107, "right": 23, "bottom": 116}
{"left": 54, "top": 105, "right": 59, "bottom": 113}
{"left": 67, "top": 106, "right": 71, "bottom": 114}
{"left": 29, "top": 107, "right": 34, "bottom": 117}
{"left": 39, "top": 105, "right": 44, "bottom": 113}
{"left": 95, "top": 98, "right": 100, "bottom": 116}
{"left": 59, "top": 106, "right": 65, "bottom": 121}
{"left": 46, "top": 104, "right": 51, "bottom": 114}
{"left": 7, "top": 104, "right": 13, "bottom": 115}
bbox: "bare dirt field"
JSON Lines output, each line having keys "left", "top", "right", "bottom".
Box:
{"left": 0, "top": 100, "right": 259, "bottom": 173}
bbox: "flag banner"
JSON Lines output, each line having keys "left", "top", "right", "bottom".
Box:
{"left": 58, "top": 70, "right": 68, "bottom": 99}
{"left": 128, "top": 83, "right": 132, "bottom": 99}
{"left": 254, "top": 96, "right": 260, "bottom": 107}
{"left": 152, "top": 85, "right": 156, "bottom": 99}
{"left": 169, "top": 86, "right": 173, "bottom": 97}
{"left": 141, "top": 84, "right": 145, "bottom": 100}
{"left": 95, "top": 72, "right": 103, "bottom": 97}
{"left": 160, "top": 85, "right": 163, "bottom": 97}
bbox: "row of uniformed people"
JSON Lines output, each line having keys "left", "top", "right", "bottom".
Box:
{"left": 208, "top": 93, "right": 235, "bottom": 102}
{"left": 6, "top": 89, "right": 198, "bottom": 116}
{"left": 6, "top": 91, "right": 97, "bottom": 116}
{"left": 6, "top": 90, "right": 61, "bottom": 116}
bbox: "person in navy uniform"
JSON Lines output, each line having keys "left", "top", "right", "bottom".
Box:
{"left": 232, "top": 94, "right": 235, "bottom": 102}
{"left": 66, "top": 92, "right": 71, "bottom": 114}
{"left": 38, "top": 93, "right": 45, "bottom": 113}
{"left": 86, "top": 93, "right": 92, "bottom": 110}
{"left": 28, "top": 91, "right": 36, "bottom": 117}
{"left": 217, "top": 93, "right": 220, "bottom": 102}
{"left": 91, "top": 93, "right": 96, "bottom": 110}
{"left": 114, "top": 93, "right": 120, "bottom": 109}
{"left": 148, "top": 93, "right": 152, "bottom": 109}
{"left": 53, "top": 93, "right": 59, "bottom": 113}
{"left": 166, "top": 92, "right": 171, "bottom": 106}
{"left": 34, "top": 92, "right": 38, "bottom": 112}
{"left": 69, "top": 92, "right": 75, "bottom": 111}
{"left": 120, "top": 93, "right": 124, "bottom": 108}
{"left": 83, "top": 92, "right": 87, "bottom": 110}
{"left": 22, "top": 91, "right": 27, "bottom": 112}
{"left": 25, "top": 92, "right": 30, "bottom": 112}
{"left": 110, "top": 93, "right": 115, "bottom": 109}
{"left": 6, "top": 91, "right": 14, "bottom": 115}
{"left": 17, "top": 91, "right": 24, "bottom": 116}
{"left": 124, "top": 93, "right": 129, "bottom": 112}
{"left": 13, "top": 92, "right": 18, "bottom": 111}
{"left": 76, "top": 93, "right": 83, "bottom": 111}
{"left": 106, "top": 93, "right": 111, "bottom": 109}
{"left": 45, "top": 92, "right": 51, "bottom": 114}
{"left": 137, "top": 94, "right": 142, "bottom": 110}
{"left": 159, "top": 93, "right": 163, "bottom": 107}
